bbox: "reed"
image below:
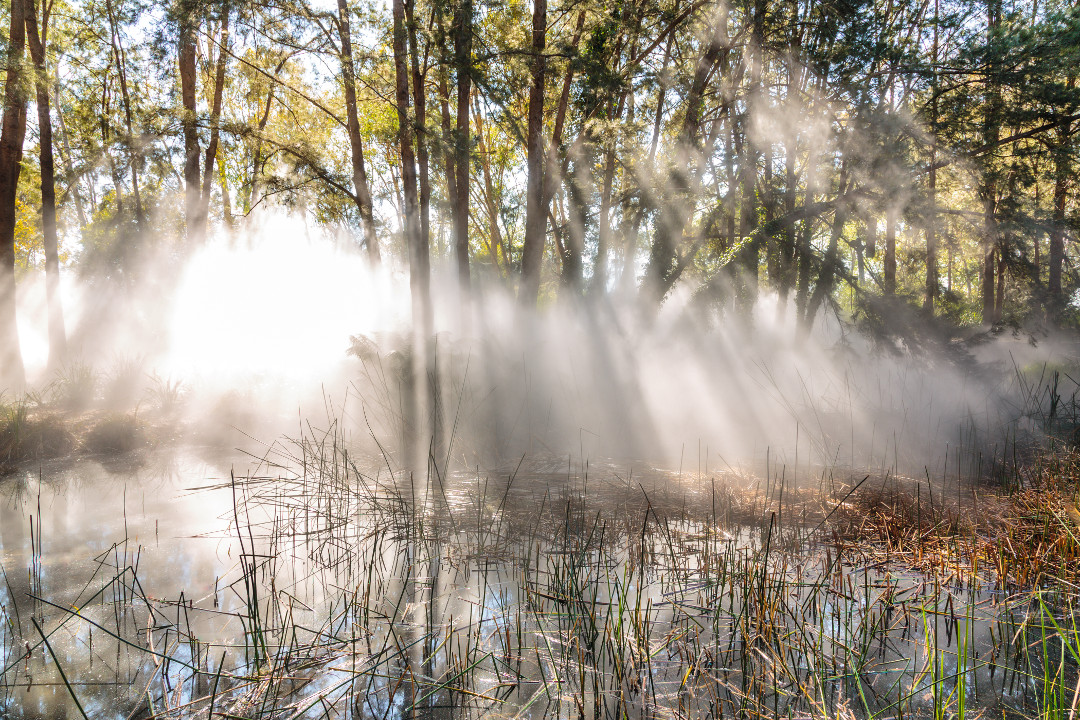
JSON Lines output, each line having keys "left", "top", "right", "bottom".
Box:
{"left": 3, "top": 415, "right": 1080, "bottom": 719}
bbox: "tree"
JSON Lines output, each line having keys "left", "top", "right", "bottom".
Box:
{"left": 0, "top": 0, "right": 28, "bottom": 390}
{"left": 178, "top": 0, "right": 201, "bottom": 239}
{"left": 518, "top": 0, "right": 547, "bottom": 306}
{"left": 337, "top": 0, "right": 381, "bottom": 263}
{"left": 25, "top": 0, "right": 67, "bottom": 367}
{"left": 451, "top": 0, "right": 472, "bottom": 292}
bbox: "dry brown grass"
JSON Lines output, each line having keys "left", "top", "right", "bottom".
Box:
{"left": 829, "top": 450, "right": 1080, "bottom": 589}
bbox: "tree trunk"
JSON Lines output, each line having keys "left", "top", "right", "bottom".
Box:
{"left": 519, "top": 0, "right": 547, "bottom": 306}
{"left": 981, "top": 0, "right": 1002, "bottom": 324}
{"left": 736, "top": 0, "right": 765, "bottom": 313}
{"left": 105, "top": 0, "right": 142, "bottom": 226}
{"left": 406, "top": 0, "right": 430, "bottom": 266}
{"left": 925, "top": 160, "right": 937, "bottom": 311}
{"left": 618, "top": 34, "right": 671, "bottom": 297}
{"left": 100, "top": 78, "right": 124, "bottom": 215}
{"left": 982, "top": 200, "right": 996, "bottom": 323}
{"left": 25, "top": 0, "right": 66, "bottom": 367}
{"left": 924, "top": 0, "right": 939, "bottom": 312}
{"left": 1048, "top": 82, "right": 1073, "bottom": 321}
{"left": 0, "top": 0, "right": 27, "bottom": 390}
{"left": 473, "top": 100, "right": 506, "bottom": 270}
{"left": 434, "top": 15, "right": 456, "bottom": 259}
{"left": 452, "top": 0, "right": 472, "bottom": 291}
{"left": 542, "top": 11, "right": 584, "bottom": 210}
{"left": 218, "top": 147, "right": 233, "bottom": 229}
{"left": 1049, "top": 158, "right": 1067, "bottom": 319}
{"left": 393, "top": 0, "right": 429, "bottom": 328}
{"left": 54, "top": 76, "right": 88, "bottom": 230}
{"left": 338, "top": 0, "right": 381, "bottom": 263}
{"left": 198, "top": 1, "right": 229, "bottom": 237}
{"left": 560, "top": 134, "right": 586, "bottom": 295}
{"left": 593, "top": 146, "right": 616, "bottom": 294}
{"left": 245, "top": 80, "right": 276, "bottom": 217}
{"left": 393, "top": 0, "right": 431, "bottom": 470}
{"left": 804, "top": 163, "right": 849, "bottom": 331}
{"left": 641, "top": 4, "right": 726, "bottom": 306}
{"left": 884, "top": 207, "right": 896, "bottom": 295}
{"left": 994, "top": 250, "right": 1005, "bottom": 322}
{"left": 179, "top": 7, "right": 201, "bottom": 240}
{"left": 776, "top": 126, "right": 797, "bottom": 317}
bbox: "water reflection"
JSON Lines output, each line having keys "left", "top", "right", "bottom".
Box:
{"left": 0, "top": 449, "right": 252, "bottom": 719}
{"left": 0, "top": 445, "right": 1077, "bottom": 719}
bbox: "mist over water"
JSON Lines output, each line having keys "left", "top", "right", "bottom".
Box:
{"left": 11, "top": 212, "right": 1074, "bottom": 480}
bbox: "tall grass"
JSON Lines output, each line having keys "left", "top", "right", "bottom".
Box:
{"left": 2, "top": 418, "right": 1079, "bottom": 719}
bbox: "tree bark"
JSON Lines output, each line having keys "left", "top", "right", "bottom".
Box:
{"left": 924, "top": 0, "right": 939, "bottom": 312}
{"left": 393, "top": 0, "right": 430, "bottom": 331}
{"left": 884, "top": 207, "right": 897, "bottom": 295}
{"left": 242, "top": 56, "right": 291, "bottom": 217}
{"left": 406, "top": 0, "right": 430, "bottom": 270}
{"left": 179, "top": 4, "right": 202, "bottom": 241}
{"left": 434, "top": 12, "right": 456, "bottom": 259}
{"left": 541, "top": 12, "right": 584, "bottom": 214}
{"left": 519, "top": 0, "right": 547, "bottom": 306}
{"left": 0, "top": 0, "right": 27, "bottom": 390}
{"left": 982, "top": 203, "right": 996, "bottom": 322}
{"left": 338, "top": 0, "right": 381, "bottom": 263}
{"left": 621, "top": 33, "right": 671, "bottom": 296}
{"left": 594, "top": 145, "right": 616, "bottom": 294}
{"left": 560, "top": 134, "right": 586, "bottom": 295}
{"left": 1049, "top": 154, "right": 1067, "bottom": 318}
{"left": 804, "top": 162, "right": 849, "bottom": 331}
{"left": 245, "top": 79, "right": 276, "bottom": 217}
{"left": 994, "top": 249, "right": 1005, "bottom": 322}
{"left": 198, "top": 1, "right": 229, "bottom": 237}
{"left": 981, "top": 0, "right": 1002, "bottom": 324}
{"left": 393, "top": 0, "right": 432, "bottom": 470}
{"left": 452, "top": 0, "right": 472, "bottom": 292}
{"left": 99, "top": 77, "right": 124, "bottom": 215}
{"left": 925, "top": 159, "right": 937, "bottom": 311}
{"left": 105, "top": 0, "right": 142, "bottom": 226}
{"left": 25, "top": 0, "right": 66, "bottom": 367}
{"left": 1048, "top": 79, "right": 1073, "bottom": 322}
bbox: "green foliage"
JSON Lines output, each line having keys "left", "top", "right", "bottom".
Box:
{"left": 0, "top": 0, "right": 1077, "bottom": 347}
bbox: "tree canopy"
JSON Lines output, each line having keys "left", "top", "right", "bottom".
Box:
{"left": 2, "top": 0, "right": 1080, "bottom": 389}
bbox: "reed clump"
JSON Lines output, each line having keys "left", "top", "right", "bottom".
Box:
{"left": 831, "top": 449, "right": 1080, "bottom": 589}
{"left": 0, "top": 403, "right": 166, "bottom": 474}
{"left": 0, "top": 401, "right": 77, "bottom": 472}
{"left": 83, "top": 412, "right": 148, "bottom": 454}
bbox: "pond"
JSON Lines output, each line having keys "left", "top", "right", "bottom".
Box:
{"left": 1, "top": 433, "right": 1077, "bottom": 719}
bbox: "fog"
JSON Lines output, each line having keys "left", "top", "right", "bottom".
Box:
{"left": 11, "top": 210, "right": 1075, "bottom": 484}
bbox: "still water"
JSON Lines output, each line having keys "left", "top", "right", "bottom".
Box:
{"left": 0, "top": 443, "right": 1075, "bottom": 719}
{"left": 0, "top": 449, "right": 257, "bottom": 718}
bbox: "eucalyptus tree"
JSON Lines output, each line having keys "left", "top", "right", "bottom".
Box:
{"left": 25, "top": 0, "right": 67, "bottom": 366}
{"left": 335, "top": 0, "right": 381, "bottom": 262}
{"left": 0, "top": 0, "right": 27, "bottom": 390}
{"left": 518, "top": 0, "right": 546, "bottom": 306}
{"left": 173, "top": 0, "right": 231, "bottom": 241}
{"left": 451, "top": 0, "right": 471, "bottom": 292}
